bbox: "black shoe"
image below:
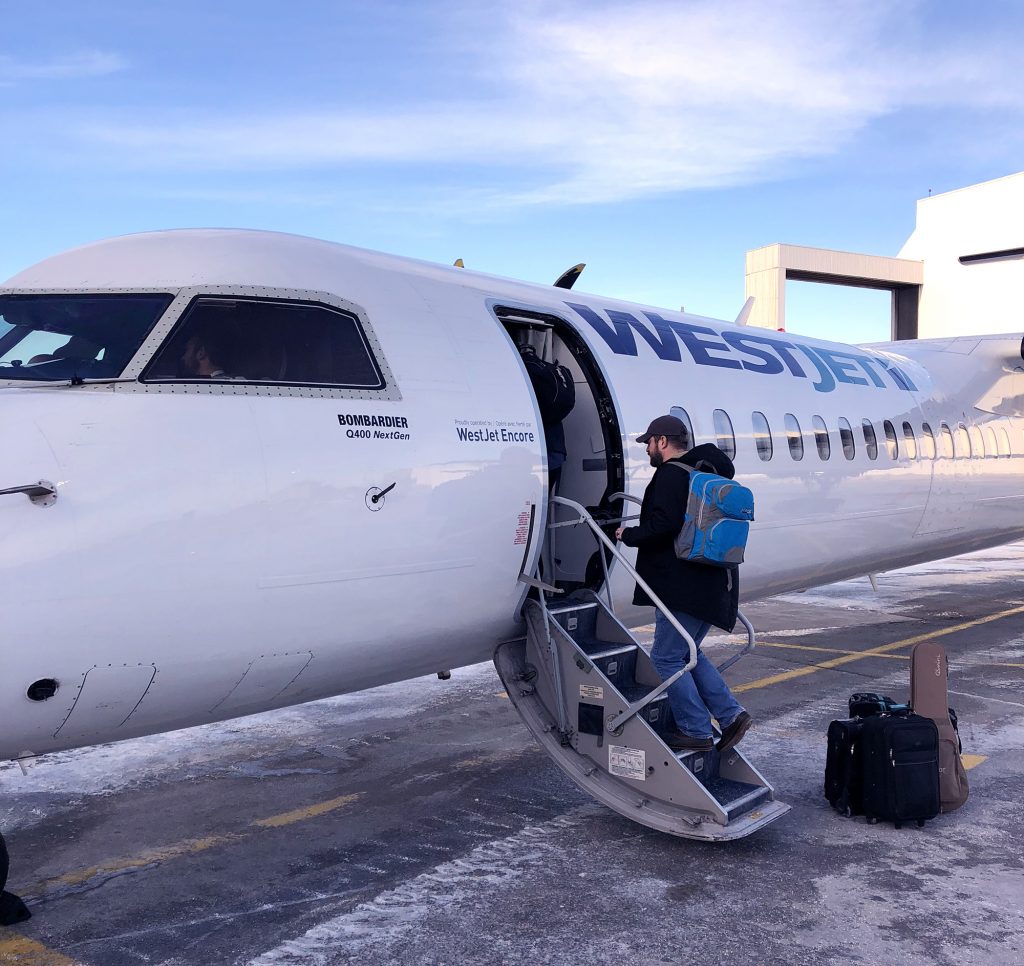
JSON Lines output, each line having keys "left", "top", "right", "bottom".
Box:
{"left": 716, "top": 711, "right": 752, "bottom": 752}
{"left": 664, "top": 730, "right": 714, "bottom": 752}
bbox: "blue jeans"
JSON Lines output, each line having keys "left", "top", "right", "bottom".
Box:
{"left": 651, "top": 609, "right": 745, "bottom": 739}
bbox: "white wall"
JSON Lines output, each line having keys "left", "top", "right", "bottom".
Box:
{"left": 899, "top": 172, "right": 1024, "bottom": 339}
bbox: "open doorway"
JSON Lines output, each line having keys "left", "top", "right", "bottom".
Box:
{"left": 495, "top": 305, "right": 624, "bottom": 594}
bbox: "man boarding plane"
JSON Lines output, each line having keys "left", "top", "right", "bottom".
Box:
{"left": 1, "top": 230, "right": 1022, "bottom": 865}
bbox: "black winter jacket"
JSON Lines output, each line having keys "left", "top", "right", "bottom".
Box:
{"left": 620, "top": 443, "right": 740, "bottom": 631}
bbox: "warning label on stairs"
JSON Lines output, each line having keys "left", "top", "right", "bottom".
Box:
{"left": 609, "top": 745, "right": 646, "bottom": 781}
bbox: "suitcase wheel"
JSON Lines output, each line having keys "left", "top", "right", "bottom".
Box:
{"left": 867, "top": 817, "right": 878, "bottom": 825}
{"left": 895, "top": 822, "right": 902, "bottom": 830}
{"left": 916, "top": 819, "right": 925, "bottom": 828}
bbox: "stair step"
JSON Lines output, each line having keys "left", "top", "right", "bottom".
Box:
{"left": 701, "top": 778, "right": 772, "bottom": 821}
{"left": 676, "top": 746, "right": 720, "bottom": 784}
{"left": 551, "top": 603, "right": 627, "bottom": 655}
{"left": 619, "top": 684, "right": 670, "bottom": 731}
{"left": 586, "top": 646, "right": 637, "bottom": 689}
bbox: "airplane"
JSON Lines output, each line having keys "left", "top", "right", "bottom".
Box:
{"left": 2, "top": 229, "right": 1023, "bottom": 904}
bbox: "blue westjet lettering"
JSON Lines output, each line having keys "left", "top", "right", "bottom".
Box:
{"left": 565, "top": 303, "right": 916, "bottom": 394}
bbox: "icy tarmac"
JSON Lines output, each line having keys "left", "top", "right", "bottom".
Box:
{"left": 2, "top": 543, "right": 1023, "bottom": 965}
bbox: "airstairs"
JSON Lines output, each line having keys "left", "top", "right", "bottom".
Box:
{"left": 494, "top": 496, "right": 790, "bottom": 841}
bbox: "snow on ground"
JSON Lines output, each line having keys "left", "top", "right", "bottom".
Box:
{"left": 0, "top": 663, "right": 502, "bottom": 832}
{"left": 3, "top": 541, "right": 1022, "bottom": 832}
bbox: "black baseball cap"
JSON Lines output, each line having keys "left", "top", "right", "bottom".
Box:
{"left": 637, "top": 414, "right": 686, "bottom": 444}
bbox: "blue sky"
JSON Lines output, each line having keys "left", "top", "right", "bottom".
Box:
{"left": 3, "top": 0, "right": 1022, "bottom": 343}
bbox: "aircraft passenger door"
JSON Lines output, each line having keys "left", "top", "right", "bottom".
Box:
{"left": 498, "top": 308, "right": 624, "bottom": 595}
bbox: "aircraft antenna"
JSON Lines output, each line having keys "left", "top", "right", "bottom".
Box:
{"left": 734, "top": 296, "right": 755, "bottom": 327}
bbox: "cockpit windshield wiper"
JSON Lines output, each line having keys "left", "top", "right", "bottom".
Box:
{"left": 0, "top": 375, "right": 141, "bottom": 388}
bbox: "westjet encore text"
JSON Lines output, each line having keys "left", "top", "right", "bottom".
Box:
{"left": 457, "top": 427, "right": 536, "bottom": 443}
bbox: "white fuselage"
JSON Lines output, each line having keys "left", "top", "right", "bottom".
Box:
{"left": 1, "top": 230, "right": 1022, "bottom": 760}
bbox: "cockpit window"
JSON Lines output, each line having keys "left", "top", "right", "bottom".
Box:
{"left": 0, "top": 294, "right": 172, "bottom": 381}
{"left": 142, "top": 297, "right": 385, "bottom": 389}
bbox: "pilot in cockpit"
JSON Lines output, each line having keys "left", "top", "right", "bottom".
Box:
{"left": 179, "top": 327, "right": 231, "bottom": 379}
{"left": 28, "top": 334, "right": 102, "bottom": 367}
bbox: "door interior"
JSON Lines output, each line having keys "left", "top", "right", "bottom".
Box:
{"left": 496, "top": 306, "right": 624, "bottom": 594}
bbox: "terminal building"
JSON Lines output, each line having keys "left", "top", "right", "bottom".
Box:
{"left": 744, "top": 171, "right": 1024, "bottom": 340}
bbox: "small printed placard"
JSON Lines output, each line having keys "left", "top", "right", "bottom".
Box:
{"left": 608, "top": 744, "right": 646, "bottom": 782}
{"left": 579, "top": 684, "right": 604, "bottom": 700}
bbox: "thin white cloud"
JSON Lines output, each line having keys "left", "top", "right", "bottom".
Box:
{"left": 51, "top": 1, "right": 1024, "bottom": 207}
{"left": 0, "top": 50, "right": 127, "bottom": 82}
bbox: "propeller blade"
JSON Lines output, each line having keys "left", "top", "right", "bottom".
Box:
{"left": 553, "top": 263, "right": 585, "bottom": 289}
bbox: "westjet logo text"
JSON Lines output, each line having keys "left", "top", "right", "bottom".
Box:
{"left": 566, "top": 302, "right": 916, "bottom": 394}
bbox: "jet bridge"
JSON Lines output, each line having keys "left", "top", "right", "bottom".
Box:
{"left": 494, "top": 496, "right": 789, "bottom": 841}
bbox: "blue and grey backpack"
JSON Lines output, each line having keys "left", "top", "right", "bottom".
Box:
{"left": 666, "top": 462, "right": 754, "bottom": 566}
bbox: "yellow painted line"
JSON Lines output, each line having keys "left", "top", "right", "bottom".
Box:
{"left": 40, "top": 834, "right": 239, "bottom": 891}
{"left": 17, "top": 793, "right": 363, "bottom": 898}
{"left": 451, "top": 753, "right": 512, "bottom": 771}
{"left": 0, "top": 935, "right": 78, "bottom": 965}
{"left": 962, "top": 754, "right": 987, "bottom": 770}
{"left": 734, "top": 602, "right": 1024, "bottom": 695}
{"left": 759, "top": 641, "right": 909, "bottom": 660}
{"left": 251, "top": 793, "right": 360, "bottom": 829}
{"left": 496, "top": 690, "right": 509, "bottom": 699}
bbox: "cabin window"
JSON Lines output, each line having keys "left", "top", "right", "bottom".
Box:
{"left": 752, "top": 411, "right": 772, "bottom": 461}
{"left": 921, "top": 423, "right": 937, "bottom": 460}
{"left": 861, "top": 420, "right": 878, "bottom": 460}
{"left": 969, "top": 425, "right": 984, "bottom": 458}
{"left": 811, "top": 415, "right": 830, "bottom": 460}
{"left": 902, "top": 421, "right": 918, "bottom": 460}
{"left": 940, "top": 423, "right": 954, "bottom": 458}
{"left": 785, "top": 413, "right": 804, "bottom": 461}
{"left": 143, "top": 296, "right": 386, "bottom": 389}
{"left": 838, "top": 417, "right": 855, "bottom": 460}
{"left": 983, "top": 425, "right": 998, "bottom": 459}
{"left": 713, "top": 409, "right": 736, "bottom": 459}
{"left": 999, "top": 426, "right": 1012, "bottom": 457}
{"left": 883, "top": 420, "right": 899, "bottom": 460}
{"left": 956, "top": 424, "right": 970, "bottom": 459}
{"left": 0, "top": 294, "right": 172, "bottom": 382}
{"left": 670, "top": 406, "right": 696, "bottom": 450}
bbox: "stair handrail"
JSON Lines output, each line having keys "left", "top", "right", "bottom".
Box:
{"left": 548, "top": 495, "right": 697, "bottom": 735}
{"left": 718, "top": 610, "right": 756, "bottom": 673}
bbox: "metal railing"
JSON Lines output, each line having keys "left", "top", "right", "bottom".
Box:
{"left": 537, "top": 493, "right": 756, "bottom": 735}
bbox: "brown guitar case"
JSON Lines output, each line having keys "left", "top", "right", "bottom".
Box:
{"left": 910, "top": 641, "right": 969, "bottom": 812}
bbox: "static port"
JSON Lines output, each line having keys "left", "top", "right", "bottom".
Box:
{"left": 27, "top": 679, "right": 58, "bottom": 701}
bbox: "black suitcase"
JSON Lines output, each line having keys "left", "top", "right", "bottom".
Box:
{"left": 861, "top": 713, "right": 940, "bottom": 827}
{"left": 849, "top": 692, "right": 909, "bottom": 717}
{"left": 824, "top": 718, "right": 865, "bottom": 816}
